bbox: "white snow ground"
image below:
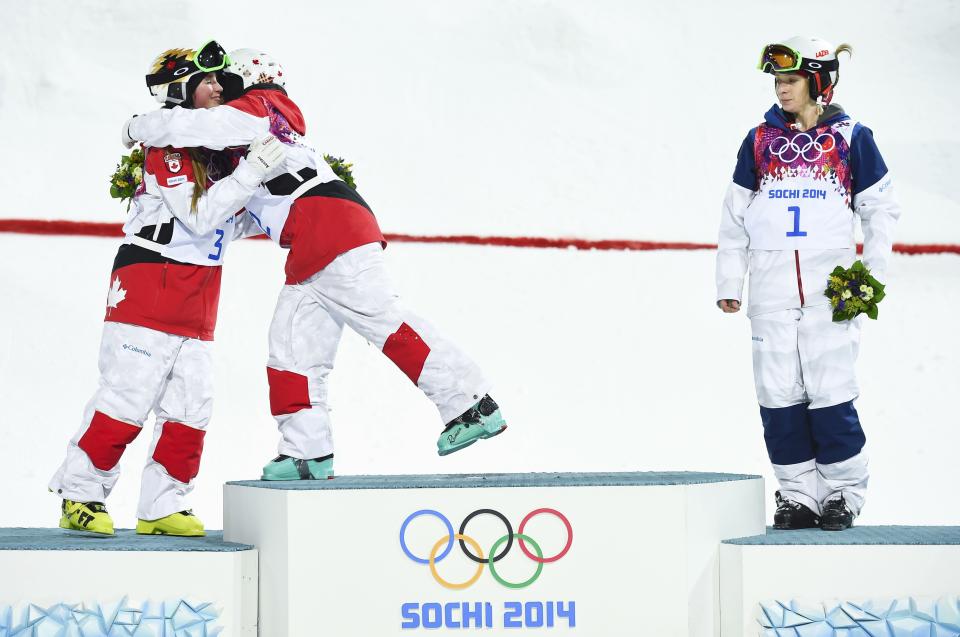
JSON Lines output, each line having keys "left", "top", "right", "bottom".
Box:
{"left": 0, "top": 0, "right": 959, "bottom": 529}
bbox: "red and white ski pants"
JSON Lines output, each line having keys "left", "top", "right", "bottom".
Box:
{"left": 266, "top": 242, "right": 489, "bottom": 459}
{"left": 49, "top": 321, "right": 213, "bottom": 521}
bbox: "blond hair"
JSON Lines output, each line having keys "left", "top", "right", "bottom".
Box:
{"left": 187, "top": 149, "right": 209, "bottom": 214}
{"left": 833, "top": 43, "right": 854, "bottom": 91}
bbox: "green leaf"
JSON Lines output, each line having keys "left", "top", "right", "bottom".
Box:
{"left": 866, "top": 305, "right": 879, "bottom": 320}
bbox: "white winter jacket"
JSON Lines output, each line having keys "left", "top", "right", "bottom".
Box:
{"left": 716, "top": 104, "right": 900, "bottom": 317}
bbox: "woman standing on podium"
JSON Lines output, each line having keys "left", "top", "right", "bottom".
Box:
{"left": 48, "top": 42, "right": 284, "bottom": 536}
{"left": 715, "top": 36, "right": 900, "bottom": 530}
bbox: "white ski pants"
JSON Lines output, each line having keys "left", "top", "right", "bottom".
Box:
{"left": 750, "top": 305, "right": 868, "bottom": 514}
{"left": 49, "top": 321, "right": 213, "bottom": 521}
{"left": 266, "top": 242, "right": 489, "bottom": 459}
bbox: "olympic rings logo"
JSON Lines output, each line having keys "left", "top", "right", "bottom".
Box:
{"left": 399, "top": 508, "right": 573, "bottom": 590}
{"left": 769, "top": 132, "right": 836, "bottom": 163}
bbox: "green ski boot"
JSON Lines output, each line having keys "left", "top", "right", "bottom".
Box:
{"left": 261, "top": 454, "right": 334, "bottom": 480}
{"left": 437, "top": 395, "right": 507, "bottom": 456}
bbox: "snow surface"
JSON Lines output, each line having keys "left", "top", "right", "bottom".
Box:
{"left": 0, "top": 1, "right": 959, "bottom": 529}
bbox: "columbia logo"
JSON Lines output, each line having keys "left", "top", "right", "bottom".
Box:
{"left": 752, "top": 336, "right": 764, "bottom": 342}
{"left": 122, "top": 344, "right": 152, "bottom": 357}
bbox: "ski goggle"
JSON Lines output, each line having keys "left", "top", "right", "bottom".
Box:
{"left": 757, "top": 44, "right": 803, "bottom": 73}
{"left": 194, "top": 39, "right": 231, "bottom": 72}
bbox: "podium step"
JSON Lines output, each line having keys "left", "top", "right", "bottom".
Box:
{"left": 224, "top": 471, "right": 764, "bottom": 637}
{"left": 720, "top": 526, "right": 960, "bottom": 636}
{"left": 0, "top": 528, "right": 257, "bottom": 636}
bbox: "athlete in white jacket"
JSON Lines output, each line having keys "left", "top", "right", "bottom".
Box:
{"left": 49, "top": 43, "right": 285, "bottom": 536}
{"left": 716, "top": 36, "right": 900, "bottom": 531}
{"left": 123, "top": 49, "right": 506, "bottom": 479}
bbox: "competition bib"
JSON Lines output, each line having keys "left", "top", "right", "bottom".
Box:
{"left": 244, "top": 190, "right": 293, "bottom": 245}
{"left": 747, "top": 123, "right": 858, "bottom": 251}
{"left": 163, "top": 214, "right": 238, "bottom": 263}
{"left": 129, "top": 213, "right": 239, "bottom": 265}
{"left": 745, "top": 176, "right": 855, "bottom": 250}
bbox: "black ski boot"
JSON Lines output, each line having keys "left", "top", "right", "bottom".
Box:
{"left": 772, "top": 491, "right": 820, "bottom": 529}
{"left": 820, "top": 495, "right": 855, "bottom": 531}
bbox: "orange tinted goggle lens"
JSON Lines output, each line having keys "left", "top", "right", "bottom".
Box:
{"left": 761, "top": 45, "right": 801, "bottom": 72}
{"left": 769, "top": 49, "right": 796, "bottom": 68}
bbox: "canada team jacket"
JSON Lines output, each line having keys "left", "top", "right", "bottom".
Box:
{"left": 127, "top": 88, "right": 386, "bottom": 284}
{"left": 716, "top": 104, "right": 901, "bottom": 317}
{"left": 106, "top": 146, "right": 262, "bottom": 340}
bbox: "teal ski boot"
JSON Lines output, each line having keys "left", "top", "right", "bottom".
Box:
{"left": 437, "top": 395, "right": 507, "bottom": 456}
{"left": 261, "top": 454, "right": 334, "bottom": 480}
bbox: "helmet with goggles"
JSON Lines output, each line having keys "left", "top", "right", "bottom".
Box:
{"left": 758, "top": 36, "right": 840, "bottom": 104}
{"left": 145, "top": 40, "right": 230, "bottom": 107}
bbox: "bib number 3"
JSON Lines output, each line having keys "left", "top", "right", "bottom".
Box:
{"left": 208, "top": 229, "right": 225, "bottom": 261}
{"left": 786, "top": 205, "right": 807, "bottom": 237}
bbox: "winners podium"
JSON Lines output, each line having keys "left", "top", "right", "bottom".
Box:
{"left": 3, "top": 473, "right": 959, "bottom": 636}
{"left": 223, "top": 472, "right": 764, "bottom": 636}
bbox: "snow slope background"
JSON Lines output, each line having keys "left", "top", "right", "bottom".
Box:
{"left": 0, "top": 0, "right": 958, "bottom": 529}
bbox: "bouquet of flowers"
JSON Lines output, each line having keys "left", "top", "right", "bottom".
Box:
{"left": 109, "top": 148, "right": 145, "bottom": 211}
{"left": 324, "top": 154, "right": 357, "bottom": 190}
{"left": 825, "top": 260, "right": 886, "bottom": 321}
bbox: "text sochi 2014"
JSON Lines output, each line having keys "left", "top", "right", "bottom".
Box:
{"left": 401, "top": 600, "right": 576, "bottom": 629}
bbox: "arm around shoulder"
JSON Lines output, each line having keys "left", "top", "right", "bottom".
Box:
{"left": 127, "top": 105, "right": 270, "bottom": 150}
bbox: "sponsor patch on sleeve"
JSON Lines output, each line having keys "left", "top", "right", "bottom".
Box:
{"left": 166, "top": 175, "right": 188, "bottom": 186}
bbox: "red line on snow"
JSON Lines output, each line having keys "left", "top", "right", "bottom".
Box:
{"left": 0, "top": 218, "right": 958, "bottom": 255}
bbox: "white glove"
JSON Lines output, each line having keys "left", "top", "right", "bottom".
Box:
{"left": 245, "top": 135, "right": 288, "bottom": 178}
{"left": 121, "top": 115, "right": 139, "bottom": 149}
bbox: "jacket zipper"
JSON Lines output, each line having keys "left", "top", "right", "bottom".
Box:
{"left": 794, "top": 250, "right": 805, "bottom": 306}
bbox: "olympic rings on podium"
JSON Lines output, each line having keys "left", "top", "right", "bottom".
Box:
{"left": 399, "top": 508, "right": 573, "bottom": 590}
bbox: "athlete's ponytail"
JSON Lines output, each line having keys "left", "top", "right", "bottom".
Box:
{"left": 833, "top": 43, "right": 854, "bottom": 93}
{"left": 187, "top": 148, "right": 209, "bottom": 214}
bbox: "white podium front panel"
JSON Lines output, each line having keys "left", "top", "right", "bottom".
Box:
{"left": 224, "top": 471, "right": 764, "bottom": 637}
{"left": 0, "top": 529, "right": 257, "bottom": 636}
{"left": 720, "top": 526, "right": 960, "bottom": 637}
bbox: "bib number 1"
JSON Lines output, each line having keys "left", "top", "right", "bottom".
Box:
{"left": 786, "top": 205, "right": 807, "bottom": 237}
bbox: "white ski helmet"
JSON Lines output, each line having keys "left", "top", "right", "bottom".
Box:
{"left": 224, "top": 48, "right": 286, "bottom": 92}
{"left": 758, "top": 36, "right": 843, "bottom": 104}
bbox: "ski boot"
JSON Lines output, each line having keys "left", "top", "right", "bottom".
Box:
{"left": 60, "top": 499, "right": 114, "bottom": 535}
{"left": 820, "top": 495, "right": 855, "bottom": 531}
{"left": 437, "top": 394, "right": 506, "bottom": 456}
{"left": 772, "top": 491, "right": 820, "bottom": 530}
{"left": 261, "top": 454, "right": 334, "bottom": 480}
{"left": 136, "top": 510, "right": 205, "bottom": 536}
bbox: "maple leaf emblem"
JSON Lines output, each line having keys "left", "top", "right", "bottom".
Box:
{"left": 106, "top": 277, "right": 127, "bottom": 315}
